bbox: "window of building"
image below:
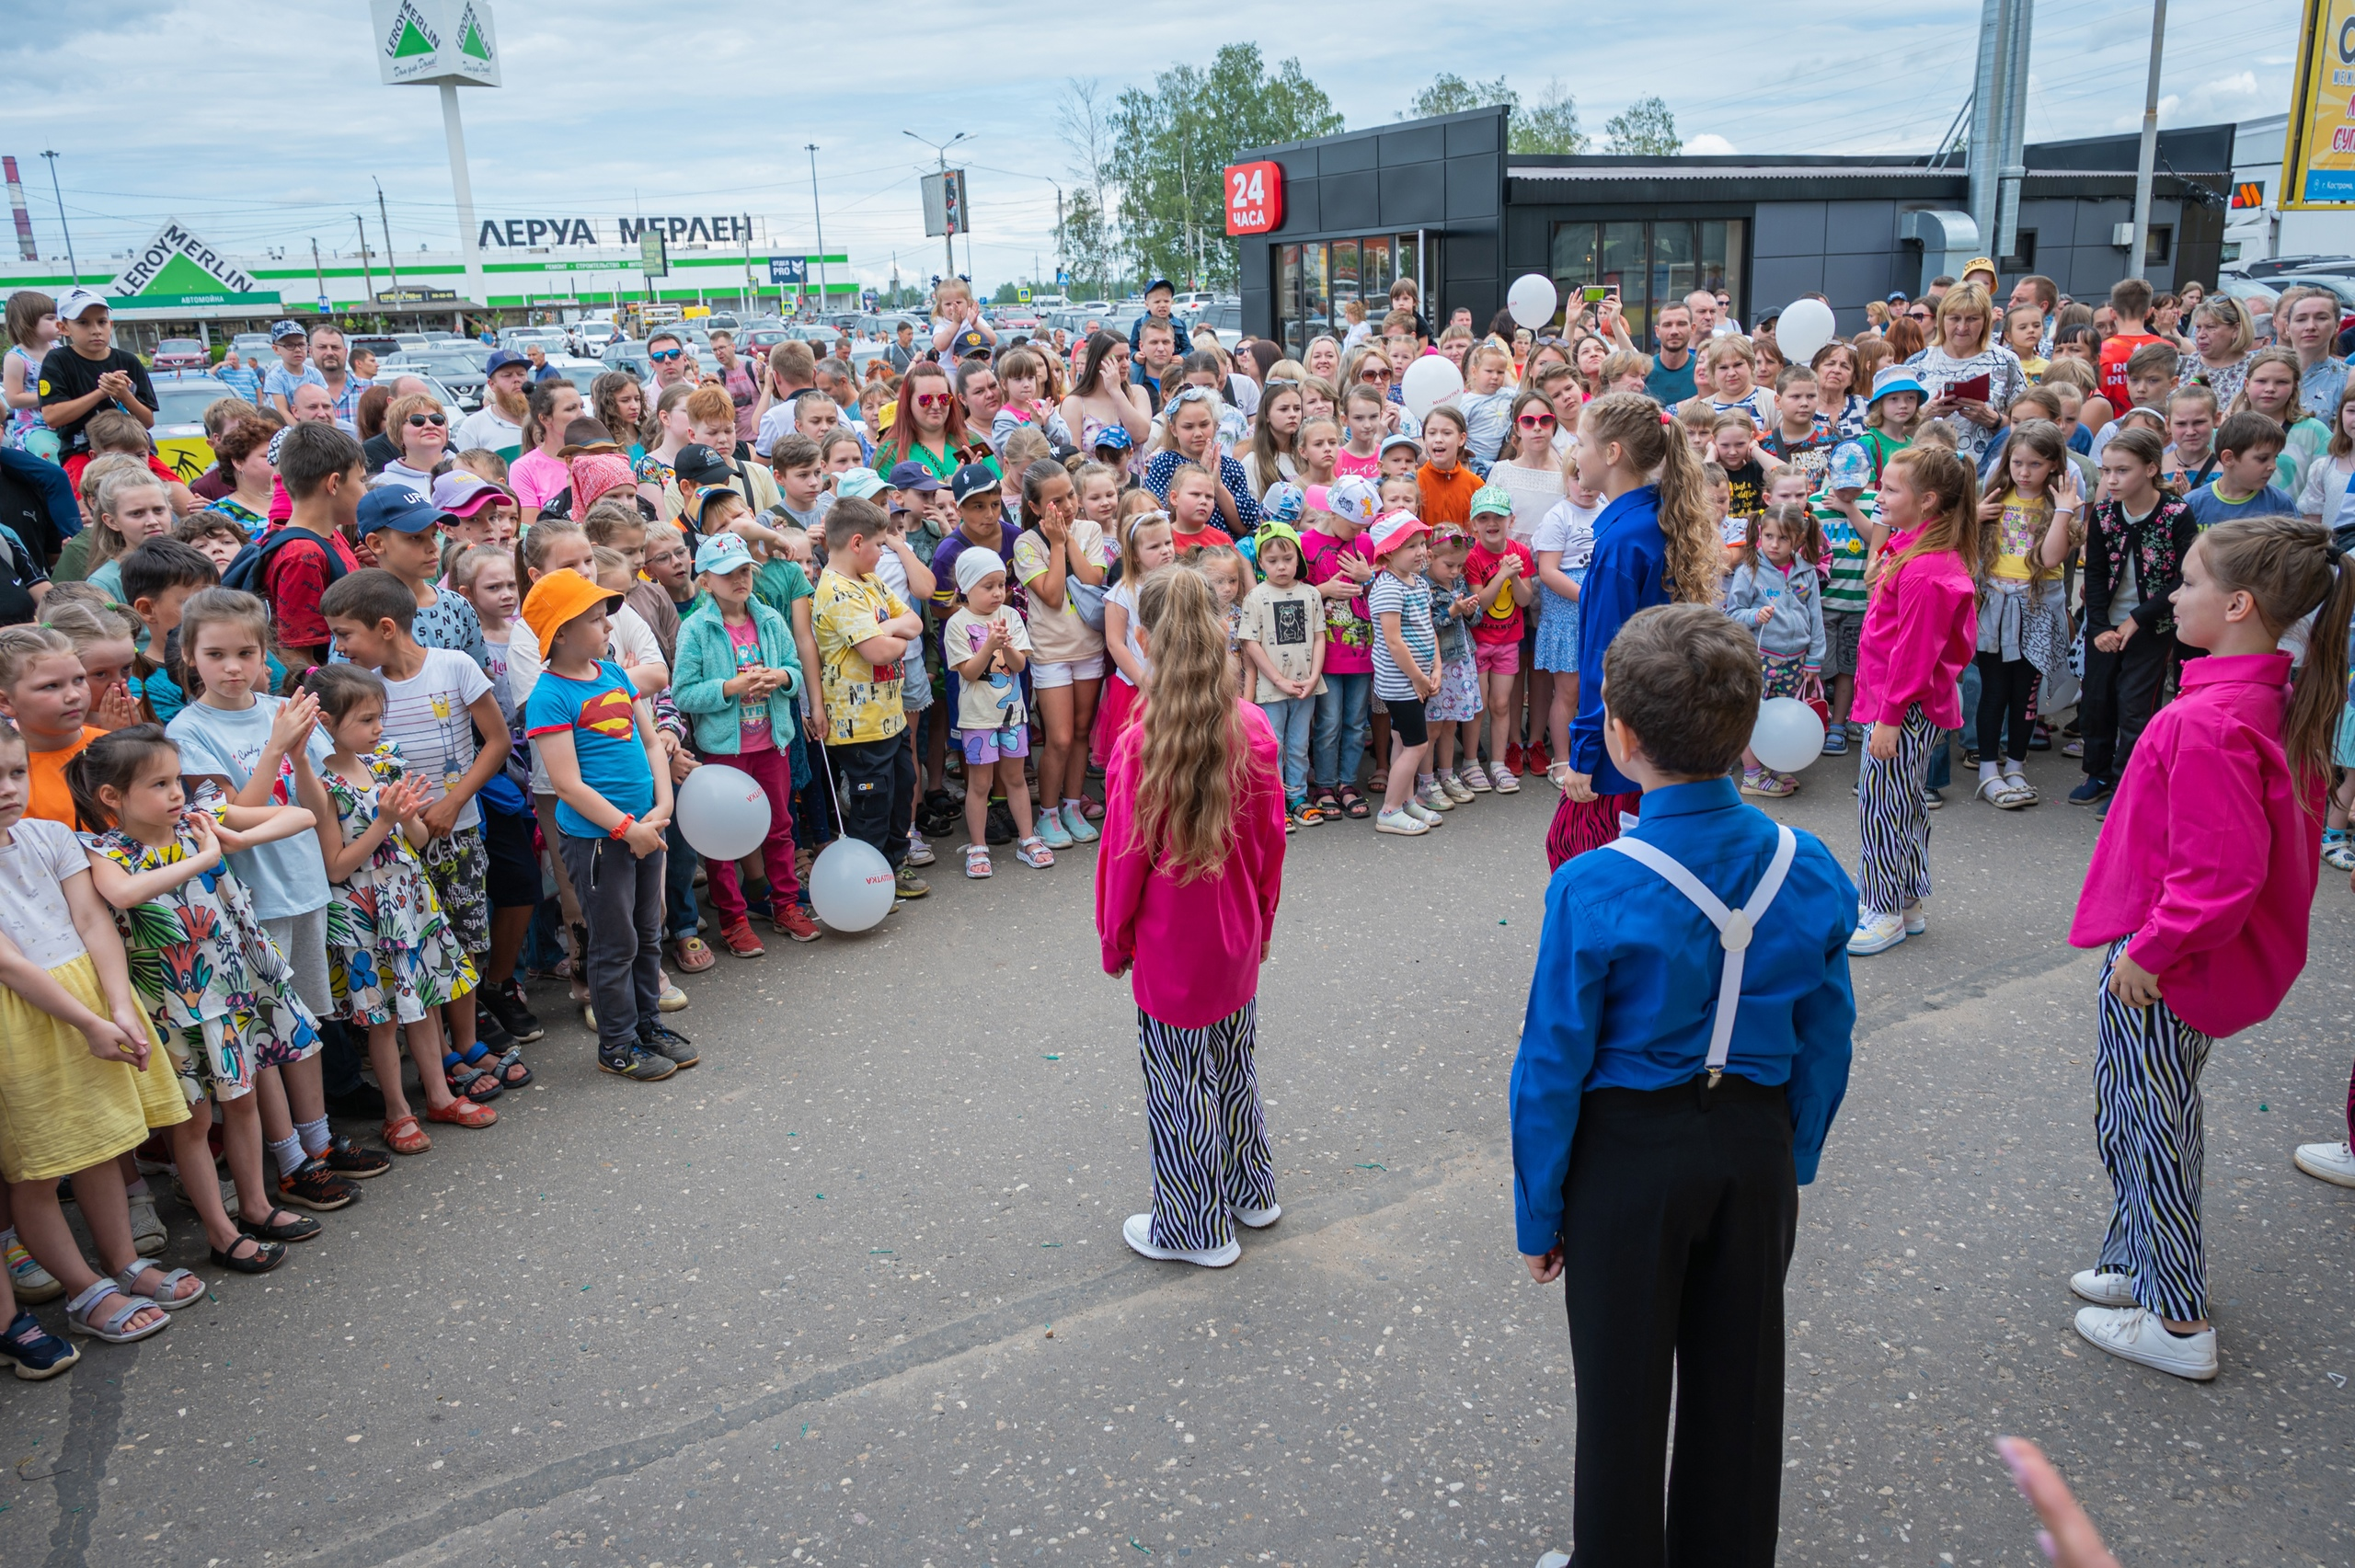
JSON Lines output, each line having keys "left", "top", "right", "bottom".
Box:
{"left": 2144, "top": 225, "right": 2172, "bottom": 265}
{"left": 1274, "top": 234, "right": 1423, "bottom": 357}
{"left": 1998, "top": 231, "right": 2037, "bottom": 275}
{"left": 1547, "top": 219, "right": 1745, "bottom": 348}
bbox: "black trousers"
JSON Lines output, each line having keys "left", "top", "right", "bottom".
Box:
{"left": 828, "top": 731, "right": 913, "bottom": 869}
{"left": 1972, "top": 651, "right": 2036, "bottom": 764}
{"left": 2079, "top": 624, "right": 2175, "bottom": 784}
{"left": 1562, "top": 1079, "right": 1798, "bottom": 1568}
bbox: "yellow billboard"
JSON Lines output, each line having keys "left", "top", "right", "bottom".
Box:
{"left": 2284, "top": 0, "right": 2355, "bottom": 208}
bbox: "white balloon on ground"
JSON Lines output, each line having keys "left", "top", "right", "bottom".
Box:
{"left": 1400, "top": 354, "right": 1464, "bottom": 419}
{"left": 1775, "top": 298, "right": 1838, "bottom": 361}
{"left": 809, "top": 837, "right": 896, "bottom": 933}
{"left": 673, "top": 763, "right": 770, "bottom": 862}
{"left": 1506, "top": 272, "right": 1559, "bottom": 329}
{"left": 1751, "top": 696, "right": 1827, "bottom": 773}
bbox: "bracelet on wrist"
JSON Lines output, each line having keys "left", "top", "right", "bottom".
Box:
{"left": 610, "top": 814, "right": 637, "bottom": 841}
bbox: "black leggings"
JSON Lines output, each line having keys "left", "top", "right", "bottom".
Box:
{"left": 1973, "top": 651, "right": 2035, "bottom": 764}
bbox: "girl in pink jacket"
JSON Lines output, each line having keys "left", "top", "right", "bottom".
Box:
{"left": 1845, "top": 445, "right": 1981, "bottom": 956}
{"left": 2065, "top": 515, "right": 2353, "bottom": 1382}
{"left": 1096, "top": 563, "right": 1288, "bottom": 1270}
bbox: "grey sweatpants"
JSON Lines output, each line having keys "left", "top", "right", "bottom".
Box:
{"left": 557, "top": 833, "right": 665, "bottom": 1056}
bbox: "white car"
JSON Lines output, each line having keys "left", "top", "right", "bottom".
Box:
{"left": 569, "top": 319, "right": 619, "bottom": 355}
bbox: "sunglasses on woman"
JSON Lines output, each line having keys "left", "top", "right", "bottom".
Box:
{"left": 406, "top": 412, "right": 447, "bottom": 428}
{"left": 1360, "top": 365, "right": 1392, "bottom": 382}
{"left": 1517, "top": 412, "right": 1557, "bottom": 429}
{"left": 913, "top": 392, "right": 952, "bottom": 408}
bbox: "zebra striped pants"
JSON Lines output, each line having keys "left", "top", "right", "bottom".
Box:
{"left": 1137, "top": 1001, "right": 1278, "bottom": 1253}
{"left": 2093, "top": 939, "right": 2215, "bottom": 1322}
{"left": 1855, "top": 704, "right": 1941, "bottom": 917}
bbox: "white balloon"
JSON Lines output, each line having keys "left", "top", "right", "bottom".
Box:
{"left": 1750, "top": 696, "right": 1827, "bottom": 773}
{"left": 675, "top": 763, "right": 772, "bottom": 862}
{"left": 809, "top": 837, "right": 896, "bottom": 933}
{"left": 1400, "top": 354, "right": 1464, "bottom": 420}
{"left": 1507, "top": 272, "right": 1559, "bottom": 330}
{"left": 1775, "top": 298, "right": 1837, "bottom": 361}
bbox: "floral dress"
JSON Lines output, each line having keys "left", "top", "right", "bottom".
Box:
{"left": 80, "top": 784, "right": 322, "bottom": 1104}
{"left": 320, "top": 746, "right": 477, "bottom": 1026}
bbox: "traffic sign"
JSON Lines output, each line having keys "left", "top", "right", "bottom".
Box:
{"left": 1017, "top": 287, "right": 1031, "bottom": 303}
{"left": 316, "top": 294, "right": 333, "bottom": 312}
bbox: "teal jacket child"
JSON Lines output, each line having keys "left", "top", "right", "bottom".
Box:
{"left": 672, "top": 596, "right": 804, "bottom": 754}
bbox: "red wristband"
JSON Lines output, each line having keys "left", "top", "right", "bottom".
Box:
{"left": 610, "top": 814, "right": 636, "bottom": 841}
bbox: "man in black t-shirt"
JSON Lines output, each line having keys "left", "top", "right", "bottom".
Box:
{"left": 38, "top": 288, "right": 155, "bottom": 464}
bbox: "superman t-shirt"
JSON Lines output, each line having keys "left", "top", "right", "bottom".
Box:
{"left": 523, "top": 660, "right": 654, "bottom": 840}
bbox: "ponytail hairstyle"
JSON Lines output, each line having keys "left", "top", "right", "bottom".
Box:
{"left": 301, "top": 662, "right": 388, "bottom": 725}
{"left": 1881, "top": 444, "right": 1982, "bottom": 579}
{"left": 1740, "top": 502, "right": 1824, "bottom": 576}
{"left": 1578, "top": 392, "right": 1721, "bottom": 606}
{"left": 520, "top": 377, "right": 575, "bottom": 452}
{"left": 63, "top": 722, "right": 179, "bottom": 834}
{"left": 0, "top": 623, "right": 76, "bottom": 696}
{"left": 2199, "top": 516, "right": 2355, "bottom": 799}
{"left": 1017, "top": 457, "right": 1071, "bottom": 533}
{"left": 1130, "top": 564, "right": 1250, "bottom": 883}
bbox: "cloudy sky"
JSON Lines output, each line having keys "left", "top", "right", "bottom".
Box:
{"left": 0, "top": 0, "right": 2303, "bottom": 293}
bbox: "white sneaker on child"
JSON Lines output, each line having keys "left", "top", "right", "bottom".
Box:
{"left": 1121, "top": 1213, "right": 1240, "bottom": 1268}
{"left": 1847, "top": 910, "right": 1907, "bottom": 956}
{"left": 1438, "top": 771, "right": 1475, "bottom": 804}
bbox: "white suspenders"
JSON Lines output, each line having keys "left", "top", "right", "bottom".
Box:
{"left": 1600, "top": 825, "right": 1798, "bottom": 1086}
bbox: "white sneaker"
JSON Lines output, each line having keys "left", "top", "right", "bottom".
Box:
{"left": 1374, "top": 807, "right": 1430, "bottom": 836}
{"left": 1901, "top": 899, "right": 1927, "bottom": 935}
{"left": 1232, "top": 1202, "right": 1281, "bottom": 1229}
{"left": 1406, "top": 798, "right": 1446, "bottom": 826}
{"left": 2293, "top": 1139, "right": 2355, "bottom": 1187}
{"left": 1847, "top": 910, "right": 1907, "bottom": 956}
{"left": 1535, "top": 1553, "right": 1571, "bottom": 1568}
{"left": 2074, "top": 1305, "right": 2218, "bottom": 1380}
{"left": 1121, "top": 1213, "right": 1240, "bottom": 1267}
{"left": 2070, "top": 1267, "right": 2138, "bottom": 1307}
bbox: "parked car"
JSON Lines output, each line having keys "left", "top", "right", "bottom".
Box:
{"left": 498, "top": 326, "right": 569, "bottom": 354}
{"left": 569, "top": 319, "right": 619, "bottom": 356}
{"left": 601, "top": 339, "right": 650, "bottom": 382}
{"left": 740, "top": 325, "right": 789, "bottom": 352}
{"left": 537, "top": 354, "right": 611, "bottom": 396}
{"left": 378, "top": 349, "right": 488, "bottom": 410}
{"left": 229, "top": 332, "right": 272, "bottom": 360}
{"left": 392, "top": 334, "right": 431, "bottom": 354}
{"left": 150, "top": 338, "right": 209, "bottom": 373}
{"left": 2235, "top": 254, "right": 2355, "bottom": 280}
{"left": 699, "top": 313, "right": 741, "bottom": 335}
{"left": 346, "top": 335, "right": 404, "bottom": 361}
{"left": 146, "top": 373, "right": 233, "bottom": 482}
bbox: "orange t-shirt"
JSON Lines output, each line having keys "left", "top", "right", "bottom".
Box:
{"left": 1417, "top": 464, "right": 1483, "bottom": 530}
{"left": 28, "top": 727, "right": 101, "bottom": 827}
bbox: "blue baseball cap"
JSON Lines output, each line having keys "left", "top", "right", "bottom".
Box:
{"left": 483, "top": 348, "right": 530, "bottom": 375}
{"left": 1091, "top": 426, "right": 1133, "bottom": 452}
{"left": 695, "top": 532, "right": 755, "bottom": 575}
{"left": 886, "top": 460, "right": 942, "bottom": 493}
{"left": 356, "top": 486, "right": 449, "bottom": 536}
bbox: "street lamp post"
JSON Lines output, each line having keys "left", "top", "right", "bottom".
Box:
{"left": 807, "top": 144, "right": 829, "bottom": 318}
{"left": 39, "top": 151, "right": 76, "bottom": 282}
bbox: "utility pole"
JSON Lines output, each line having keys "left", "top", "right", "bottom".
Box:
{"left": 354, "top": 215, "right": 374, "bottom": 316}
{"left": 807, "top": 145, "right": 829, "bottom": 317}
{"left": 310, "top": 237, "right": 327, "bottom": 315}
{"left": 374, "top": 177, "right": 402, "bottom": 303}
{"left": 2128, "top": 0, "right": 2168, "bottom": 281}
{"left": 39, "top": 151, "right": 75, "bottom": 281}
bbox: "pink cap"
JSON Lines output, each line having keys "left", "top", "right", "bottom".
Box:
{"left": 1366, "top": 509, "right": 1430, "bottom": 557}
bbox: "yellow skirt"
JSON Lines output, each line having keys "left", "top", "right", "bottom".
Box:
{"left": 0, "top": 951, "right": 188, "bottom": 1184}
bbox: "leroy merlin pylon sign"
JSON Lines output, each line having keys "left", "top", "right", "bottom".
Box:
{"left": 371, "top": 0, "right": 500, "bottom": 86}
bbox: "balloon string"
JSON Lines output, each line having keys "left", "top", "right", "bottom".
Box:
{"left": 810, "top": 731, "right": 852, "bottom": 843}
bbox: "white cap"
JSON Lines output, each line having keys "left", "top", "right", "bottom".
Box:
{"left": 953, "top": 545, "right": 1008, "bottom": 596}
{"left": 56, "top": 286, "right": 109, "bottom": 322}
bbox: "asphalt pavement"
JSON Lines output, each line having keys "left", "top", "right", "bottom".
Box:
{"left": 1, "top": 740, "right": 2349, "bottom": 1568}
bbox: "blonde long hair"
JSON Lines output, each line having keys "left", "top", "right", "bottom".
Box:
{"left": 1578, "top": 392, "right": 1721, "bottom": 606}
{"left": 1130, "top": 566, "right": 1252, "bottom": 883}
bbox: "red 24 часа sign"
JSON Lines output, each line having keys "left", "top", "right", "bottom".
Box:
{"left": 1224, "top": 162, "right": 1284, "bottom": 235}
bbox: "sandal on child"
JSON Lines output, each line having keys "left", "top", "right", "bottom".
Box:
{"left": 1312, "top": 788, "right": 1343, "bottom": 818}
{"left": 487, "top": 1045, "right": 534, "bottom": 1089}
{"left": 114, "top": 1260, "right": 204, "bottom": 1311}
{"left": 208, "top": 1235, "right": 285, "bottom": 1275}
{"left": 964, "top": 843, "right": 993, "bottom": 879}
{"left": 425, "top": 1096, "right": 498, "bottom": 1129}
{"left": 237, "top": 1206, "right": 322, "bottom": 1244}
{"left": 447, "top": 1064, "right": 504, "bottom": 1104}
{"left": 1014, "top": 835, "right": 1054, "bottom": 869}
{"left": 63, "top": 1279, "right": 168, "bottom": 1344}
{"left": 1336, "top": 784, "right": 1371, "bottom": 819}
{"left": 382, "top": 1115, "right": 432, "bottom": 1156}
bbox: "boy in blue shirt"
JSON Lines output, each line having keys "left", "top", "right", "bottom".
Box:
{"left": 2183, "top": 411, "right": 2295, "bottom": 532}
{"left": 1512, "top": 603, "right": 1857, "bottom": 1568}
